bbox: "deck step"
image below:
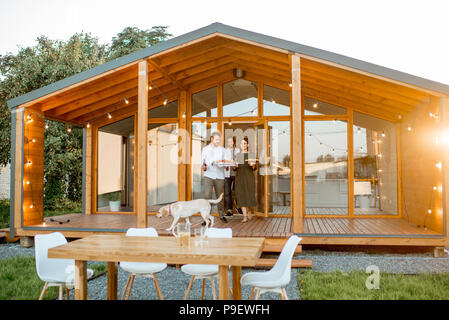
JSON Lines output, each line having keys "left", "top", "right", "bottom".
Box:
{"left": 256, "top": 258, "right": 312, "bottom": 268}
{"left": 0, "top": 228, "right": 19, "bottom": 243}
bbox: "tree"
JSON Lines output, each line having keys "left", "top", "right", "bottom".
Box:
{"left": 108, "top": 26, "right": 172, "bottom": 60}
{"left": 0, "top": 26, "right": 171, "bottom": 210}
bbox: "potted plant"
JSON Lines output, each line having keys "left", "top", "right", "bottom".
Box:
{"left": 104, "top": 192, "right": 121, "bottom": 212}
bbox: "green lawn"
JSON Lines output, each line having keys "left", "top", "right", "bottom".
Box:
{"left": 298, "top": 270, "right": 449, "bottom": 300}
{"left": 0, "top": 255, "right": 106, "bottom": 300}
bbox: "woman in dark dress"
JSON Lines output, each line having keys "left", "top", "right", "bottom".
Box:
{"left": 233, "top": 137, "right": 257, "bottom": 223}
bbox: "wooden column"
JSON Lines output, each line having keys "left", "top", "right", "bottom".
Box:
{"left": 347, "top": 110, "right": 354, "bottom": 216}
{"left": 13, "top": 108, "right": 24, "bottom": 231}
{"left": 84, "top": 126, "right": 92, "bottom": 214}
{"left": 178, "top": 90, "right": 188, "bottom": 201}
{"left": 137, "top": 61, "right": 149, "bottom": 228}
{"left": 291, "top": 55, "right": 303, "bottom": 233}
{"left": 441, "top": 96, "right": 449, "bottom": 238}
{"left": 23, "top": 107, "right": 44, "bottom": 226}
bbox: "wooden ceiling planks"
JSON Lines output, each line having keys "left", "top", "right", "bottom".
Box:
{"left": 34, "top": 35, "right": 433, "bottom": 126}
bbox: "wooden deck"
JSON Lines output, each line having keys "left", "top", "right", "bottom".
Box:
{"left": 19, "top": 213, "right": 446, "bottom": 247}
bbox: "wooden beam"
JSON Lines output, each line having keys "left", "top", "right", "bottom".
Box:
{"left": 291, "top": 55, "right": 303, "bottom": 233}
{"left": 147, "top": 59, "right": 187, "bottom": 91}
{"left": 13, "top": 108, "right": 24, "bottom": 232}
{"left": 84, "top": 126, "right": 92, "bottom": 215}
{"left": 301, "top": 57, "right": 430, "bottom": 101}
{"left": 441, "top": 96, "right": 449, "bottom": 240}
{"left": 40, "top": 66, "right": 138, "bottom": 112}
{"left": 178, "top": 91, "right": 188, "bottom": 201}
{"left": 137, "top": 61, "right": 148, "bottom": 228}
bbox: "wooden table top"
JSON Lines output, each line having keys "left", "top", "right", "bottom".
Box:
{"left": 48, "top": 234, "right": 265, "bottom": 266}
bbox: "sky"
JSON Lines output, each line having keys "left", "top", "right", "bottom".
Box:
{"left": 1, "top": 0, "right": 449, "bottom": 86}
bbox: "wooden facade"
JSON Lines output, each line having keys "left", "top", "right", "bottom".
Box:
{"left": 7, "top": 23, "right": 449, "bottom": 249}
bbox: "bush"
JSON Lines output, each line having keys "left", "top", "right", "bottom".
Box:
{"left": 0, "top": 199, "right": 10, "bottom": 229}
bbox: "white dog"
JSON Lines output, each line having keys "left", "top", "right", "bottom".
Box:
{"left": 157, "top": 193, "right": 223, "bottom": 234}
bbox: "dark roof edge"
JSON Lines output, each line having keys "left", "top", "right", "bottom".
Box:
{"left": 6, "top": 23, "right": 219, "bottom": 109}
{"left": 7, "top": 22, "right": 449, "bottom": 109}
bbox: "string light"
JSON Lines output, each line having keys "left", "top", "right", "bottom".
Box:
{"left": 288, "top": 83, "right": 293, "bottom": 87}
{"left": 407, "top": 125, "right": 412, "bottom": 131}
{"left": 86, "top": 122, "right": 90, "bottom": 128}
{"left": 29, "top": 204, "right": 34, "bottom": 209}
{"left": 182, "top": 112, "right": 186, "bottom": 119}
{"left": 313, "top": 103, "right": 318, "bottom": 109}
{"left": 45, "top": 123, "right": 49, "bottom": 129}
{"left": 381, "top": 131, "right": 385, "bottom": 137}
{"left": 163, "top": 99, "right": 168, "bottom": 105}
{"left": 31, "top": 139, "right": 36, "bottom": 143}
{"left": 435, "top": 162, "right": 442, "bottom": 169}
{"left": 67, "top": 127, "right": 72, "bottom": 133}
{"left": 107, "top": 113, "right": 112, "bottom": 119}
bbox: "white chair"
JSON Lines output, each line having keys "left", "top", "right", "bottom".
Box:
{"left": 119, "top": 228, "right": 167, "bottom": 300}
{"left": 35, "top": 232, "right": 94, "bottom": 300}
{"left": 240, "top": 235, "right": 302, "bottom": 300}
{"left": 181, "top": 227, "right": 232, "bottom": 300}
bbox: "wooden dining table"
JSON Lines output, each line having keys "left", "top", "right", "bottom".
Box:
{"left": 47, "top": 234, "right": 265, "bottom": 300}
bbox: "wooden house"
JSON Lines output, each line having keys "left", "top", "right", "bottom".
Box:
{"left": 7, "top": 23, "right": 449, "bottom": 252}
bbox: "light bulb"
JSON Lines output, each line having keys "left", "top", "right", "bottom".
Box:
{"left": 163, "top": 99, "right": 168, "bottom": 105}
{"left": 124, "top": 98, "right": 129, "bottom": 104}
{"left": 149, "top": 85, "right": 153, "bottom": 90}
{"left": 289, "top": 83, "right": 293, "bottom": 87}
{"left": 45, "top": 124, "right": 49, "bottom": 129}
{"left": 67, "top": 127, "right": 72, "bottom": 133}
{"left": 428, "top": 209, "right": 432, "bottom": 215}
{"left": 407, "top": 125, "right": 412, "bottom": 131}
{"left": 86, "top": 123, "right": 90, "bottom": 128}
{"left": 29, "top": 204, "right": 34, "bottom": 209}
{"left": 433, "top": 186, "right": 437, "bottom": 190}
{"left": 27, "top": 160, "right": 32, "bottom": 166}
{"left": 313, "top": 103, "right": 318, "bottom": 109}
{"left": 26, "top": 181, "right": 30, "bottom": 185}
{"left": 436, "top": 162, "right": 442, "bottom": 169}
{"left": 31, "top": 139, "right": 36, "bottom": 143}
{"left": 182, "top": 112, "right": 186, "bottom": 119}
{"left": 381, "top": 132, "right": 385, "bottom": 137}
{"left": 107, "top": 113, "right": 112, "bottom": 119}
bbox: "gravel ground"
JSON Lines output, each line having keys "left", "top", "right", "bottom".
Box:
{"left": 1, "top": 242, "right": 448, "bottom": 300}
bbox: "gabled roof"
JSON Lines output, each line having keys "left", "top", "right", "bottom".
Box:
{"left": 7, "top": 22, "right": 449, "bottom": 110}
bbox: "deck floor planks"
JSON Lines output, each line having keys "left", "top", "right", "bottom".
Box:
{"left": 31, "top": 213, "right": 440, "bottom": 238}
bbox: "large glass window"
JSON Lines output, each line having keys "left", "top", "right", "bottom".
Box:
{"left": 97, "top": 116, "right": 134, "bottom": 212}
{"left": 353, "top": 112, "right": 397, "bottom": 215}
{"left": 305, "top": 120, "right": 348, "bottom": 215}
{"left": 148, "top": 100, "right": 178, "bottom": 118}
{"left": 191, "top": 121, "right": 218, "bottom": 199}
{"left": 192, "top": 87, "right": 217, "bottom": 117}
{"left": 267, "top": 121, "right": 291, "bottom": 215}
{"left": 147, "top": 123, "right": 178, "bottom": 211}
{"left": 263, "top": 85, "right": 290, "bottom": 116}
{"left": 223, "top": 79, "right": 258, "bottom": 117}
{"left": 304, "top": 97, "right": 346, "bottom": 115}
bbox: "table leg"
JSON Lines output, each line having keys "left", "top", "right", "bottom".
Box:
{"left": 74, "top": 260, "right": 87, "bottom": 300}
{"left": 232, "top": 266, "right": 242, "bottom": 300}
{"left": 107, "top": 262, "right": 118, "bottom": 300}
{"left": 218, "top": 265, "right": 229, "bottom": 300}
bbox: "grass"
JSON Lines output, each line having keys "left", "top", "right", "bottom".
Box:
{"left": 298, "top": 270, "right": 449, "bottom": 300}
{"left": 0, "top": 255, "right": 106, "bottom": 300}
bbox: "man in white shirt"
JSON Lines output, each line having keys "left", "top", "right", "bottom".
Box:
{"left": 201, "top": 131, "right": 227, "bottom": 223}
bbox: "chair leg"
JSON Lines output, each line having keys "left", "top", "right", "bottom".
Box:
{"left": 249, "top": 286, "right": 255, "bottom": 300}
{"left": 201, "top": 278, "right": 206, "bottom": 300}
{"left": 126, "top": 274, "right": 135, "bottom": 300}
{"left": 153, "top": 274, "right": 163, "bottom": 300}
{"left": 39, "top": 282, "right": 49, "bottom": 300}
{"left": 58, "top": 284, "right": 63, "bottom": 300}
{"left": 184, "top": 276, "right": 195, "bottom": 300}
{"left": 209, "top": 277, "right": 217, "bottom": 300}
{"left": 282, "top": 288, "right": 289, "bottom": 300}
{"left": 121, "top": 274, "right": 132, "bottom": 300}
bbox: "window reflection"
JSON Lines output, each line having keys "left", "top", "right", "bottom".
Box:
{"left": 192, "top": 87, "right": 217, "bottom": 117}
{"left": 223, "top": 79, "right": 258, "bottom": 117}
{"left": 305, "top": 120, "right": 348, "bottom": 215}
{"left": 263, "top": 85, "right": 290, "bottom": 116}
{"left": 148, "top": 100, "right": 178, "bottom": 118}
{"left": 353, "top": 112, "right": 397, "bottom": 215}
{"left": 97, "top": 116, "right": 134, "bottom": 212}
{"left": 304, "top": 97, "right": 346, "bottom": 115}
{"left": 147, "top": 123, "right": 178, "bottom": 211}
